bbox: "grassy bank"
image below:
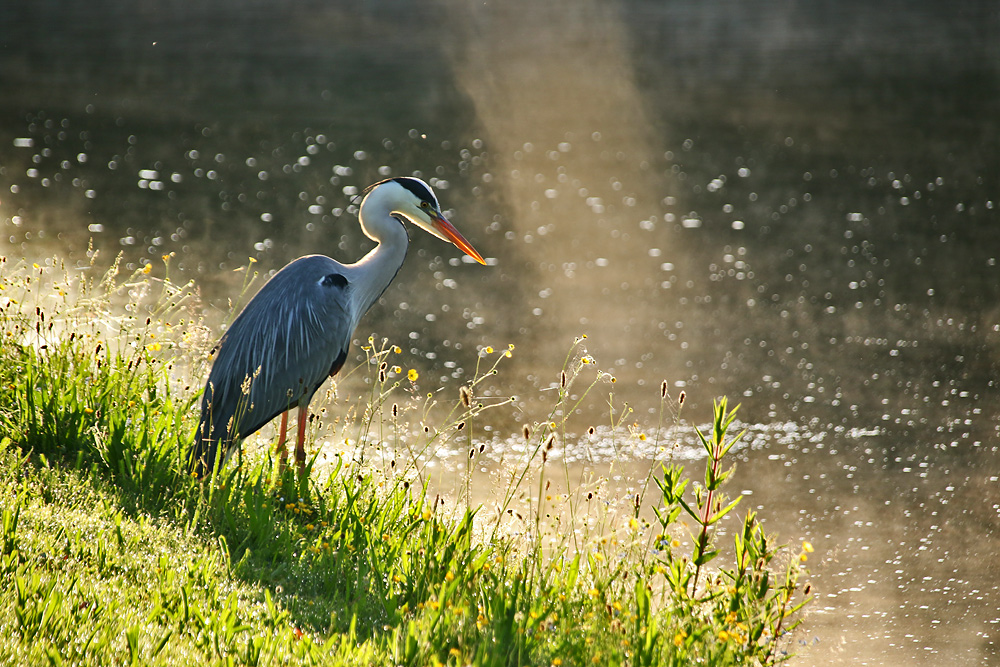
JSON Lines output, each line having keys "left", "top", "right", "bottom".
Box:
{"left": 0, "top": 255, "right": 810, "bottom": 666}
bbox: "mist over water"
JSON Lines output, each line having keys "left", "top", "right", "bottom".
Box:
{"left": 2, "top": 1, "right": 999, "bottom": 663}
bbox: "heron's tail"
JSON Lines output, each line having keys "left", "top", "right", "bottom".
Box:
{"left": 188, "top": 418, "right": 221, "bottom": 479}
{"left": 189, "top": 382, "right": 235, "bottom": 478}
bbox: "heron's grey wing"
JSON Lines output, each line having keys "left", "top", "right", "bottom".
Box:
{"left": 197, "top": 257, "right": 353, "bottom": 459}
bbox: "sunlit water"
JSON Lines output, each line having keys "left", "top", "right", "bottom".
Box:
{"left": 2, "top": 2, "right": 999, "bottom": 663}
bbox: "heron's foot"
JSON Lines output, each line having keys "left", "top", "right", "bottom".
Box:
{"left": 275, "top": 445, "right": 290, "bottom": 473}
{"left": 295, "top": 445, "right": 307, "bottom": 478}
{"left": 274, "top": 410, "right": 291, "bottom": 473}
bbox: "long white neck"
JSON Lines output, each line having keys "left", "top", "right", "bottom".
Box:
{"left": 347, "top": 191, "right": 410, "bottom": 327}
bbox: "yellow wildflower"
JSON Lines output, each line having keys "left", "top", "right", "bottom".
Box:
{"left": 407, "top": 369, "right": 419, "bottom": 382}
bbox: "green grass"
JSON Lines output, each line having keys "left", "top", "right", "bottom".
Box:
{"left": 0, "top": 254, "right": 811, "bottom": 666}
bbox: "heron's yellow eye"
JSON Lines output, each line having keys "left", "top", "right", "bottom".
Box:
{"left": 420, "top": 201, "right": 431, "bottom": 210}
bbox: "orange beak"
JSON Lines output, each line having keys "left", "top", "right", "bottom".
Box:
{"left": 432, "top": 212, "right": 486, "bottom": 265}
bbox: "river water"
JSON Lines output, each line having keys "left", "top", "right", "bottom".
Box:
{"left": 2, "top": 1, "right": 998, "bottom": 663}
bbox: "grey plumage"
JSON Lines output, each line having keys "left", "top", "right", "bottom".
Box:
{"left": 188, "top": 177, "right": 486, "bottom": 477}
{"left": 191, "top": 256, "right": 352, "bottom": 475}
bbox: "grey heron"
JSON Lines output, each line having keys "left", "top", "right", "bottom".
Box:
{"left": 189, "top": 176, "right": 485, "bottom": 477}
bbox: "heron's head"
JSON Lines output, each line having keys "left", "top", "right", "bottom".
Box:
{"left": 360, "top": 177, "right": 486, "bottom": 264}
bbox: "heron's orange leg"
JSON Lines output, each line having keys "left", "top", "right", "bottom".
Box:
{"left": 295, "top": 405, "right": 309, "bottom": 475}
{"left": 275, "top": 410, "right": 290, "bottom": 470}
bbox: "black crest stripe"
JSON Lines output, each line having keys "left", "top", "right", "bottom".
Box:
{"left": 393, "top": 177, "right": 438, "bottom": 207}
